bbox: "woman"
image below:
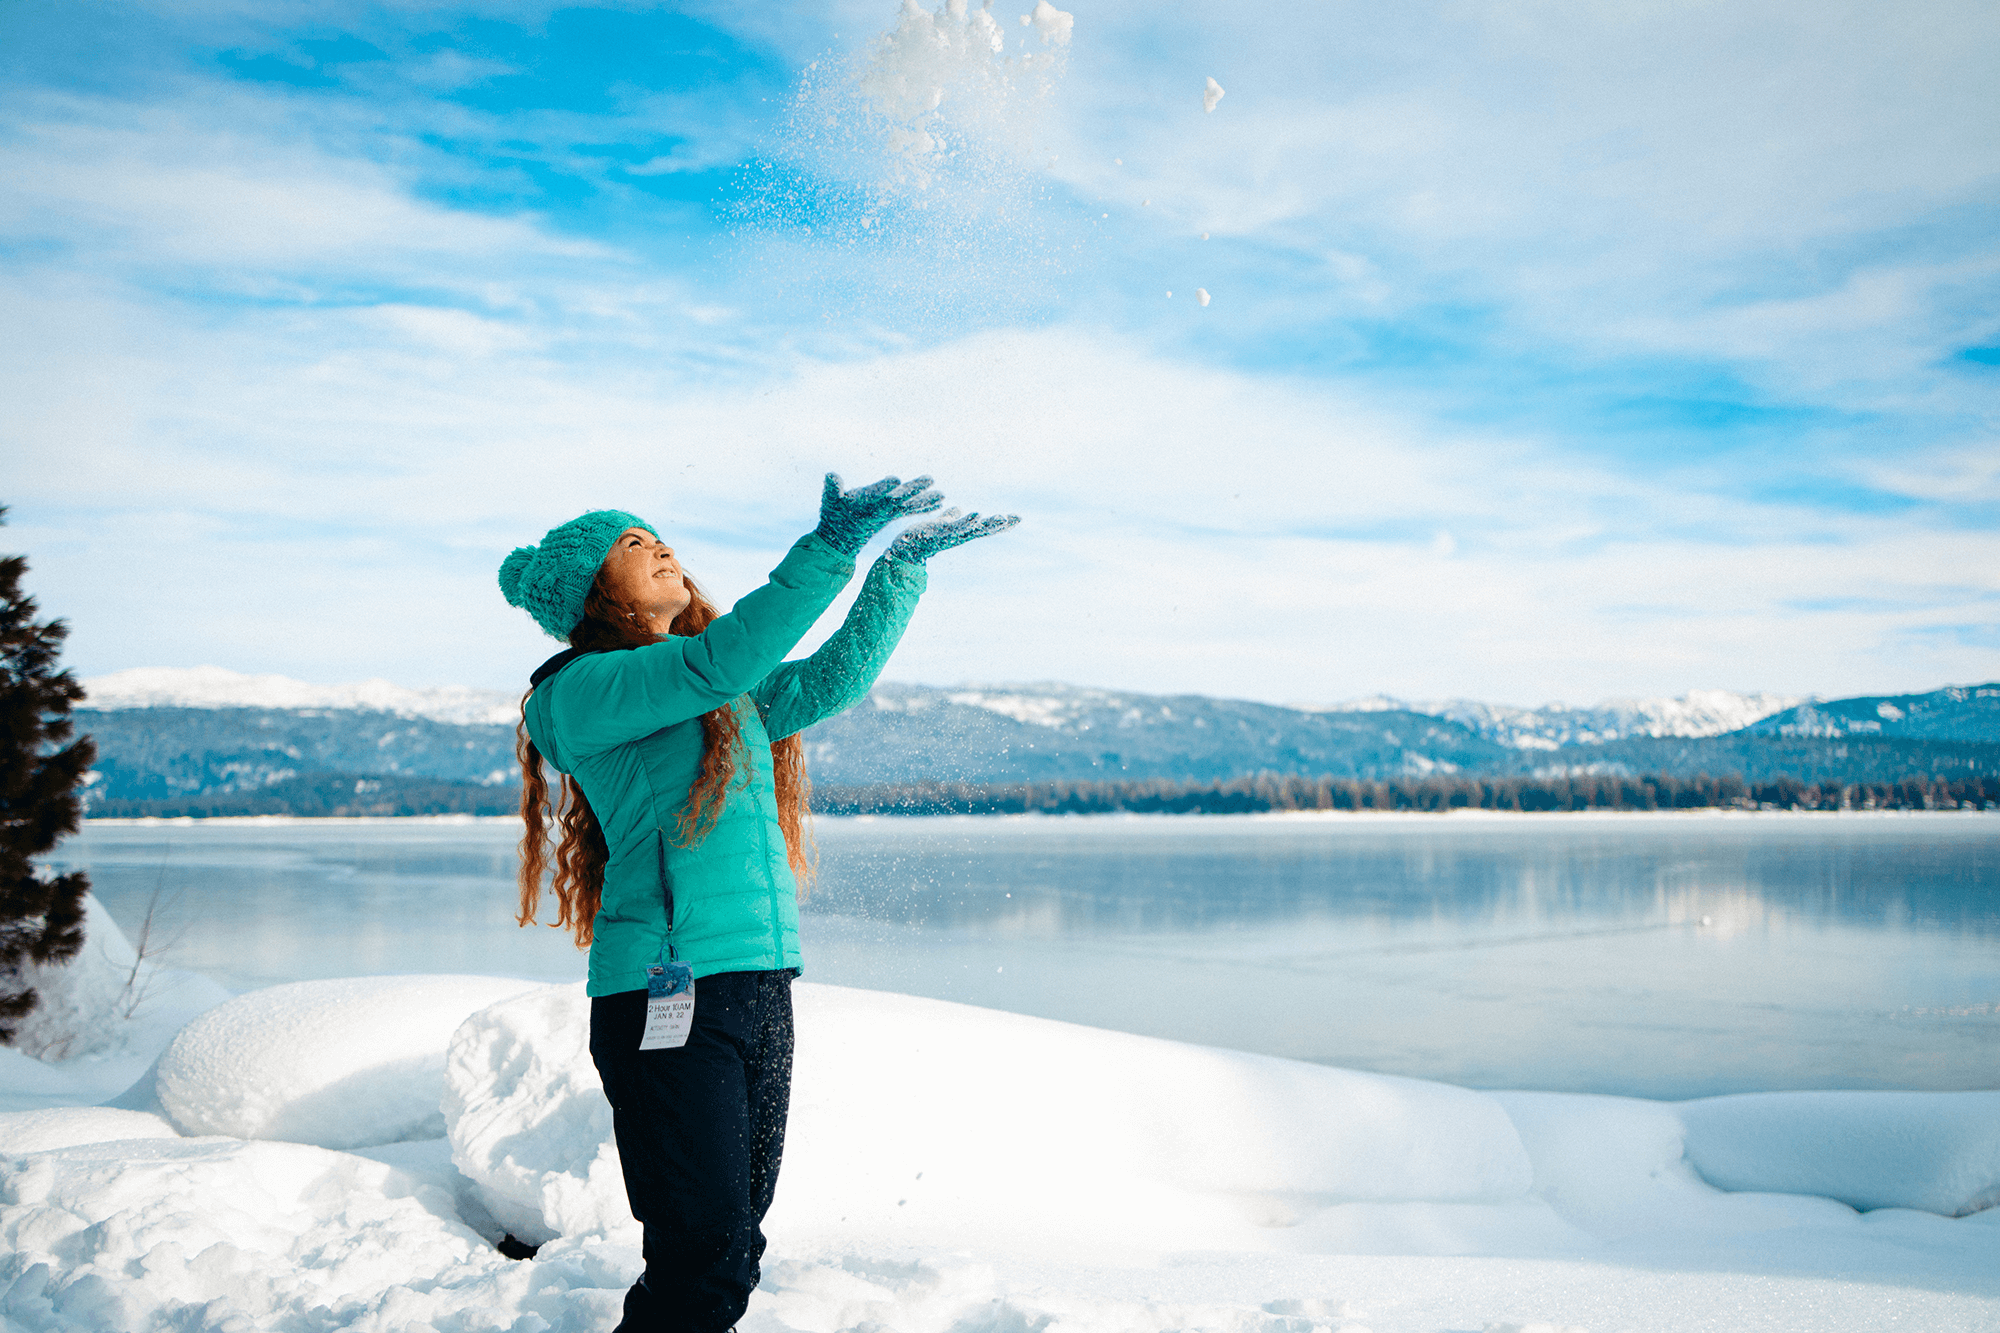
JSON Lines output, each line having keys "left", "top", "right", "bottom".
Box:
{"left": 498, "top": 474, "right": 1016, "bottom": 1333}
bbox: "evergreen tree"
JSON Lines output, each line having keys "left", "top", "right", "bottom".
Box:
{"left": 0, "top": 507, "right": 95, "bottom": 1043}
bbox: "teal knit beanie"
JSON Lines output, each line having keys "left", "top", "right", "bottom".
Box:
{"left": 499, "top": 509, "right": 659, "bottom": 640}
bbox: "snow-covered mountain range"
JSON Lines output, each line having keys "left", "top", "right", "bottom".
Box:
{"left": 1746, "top": 684, "right": 2000, "bottom": 743}
{"left": 80, "top": 666, "right": 520, "bottom": 727}
{"left": 1316, "top": 689, "right": 1808, "bottom": 750}
{"left": 79, "top": 666, "right": 1805, "bottom": 750}
{"left": 71, "top": 668, "right": 1998, "bottom": 812}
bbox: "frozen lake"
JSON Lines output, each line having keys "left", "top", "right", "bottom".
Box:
{"left": 58, "top": 811, "right": 2000, "bottom": 1098}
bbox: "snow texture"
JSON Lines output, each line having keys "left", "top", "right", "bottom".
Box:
{"left": 155, "top": 975, "right": 545, "bottom": 1149}
{"left": 0, "top": 1135, "right": 632, "bottom": 1332}
{"left": 1680, "top": 1090, "right": 2000, "bottom": 1216}
{"left": 4, "top": 964, "right": 1999, "bottom": 1331}
{"left": 444, "top": 982, "right": 1533, "bottom": 1253}
{"left": 443, "top": 982, "right": 631, "bottom": 1246}
{"left": 0, "top": 1107, "right": 179, "bottom": 1155}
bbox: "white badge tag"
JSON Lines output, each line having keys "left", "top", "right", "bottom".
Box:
{"left": 639, "top": 962, "right": 695, "bottom": 1051}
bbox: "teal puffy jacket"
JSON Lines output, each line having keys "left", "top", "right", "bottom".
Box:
{"left": 523, "top": 532, "right": 925, "bottom": 996}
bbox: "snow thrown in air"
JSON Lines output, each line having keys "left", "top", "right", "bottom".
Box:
{"left": 730, "top": 0, "right": 1078, "bottom": 331}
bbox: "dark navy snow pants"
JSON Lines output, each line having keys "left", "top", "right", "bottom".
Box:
{"left": 589, "top": 968, "right": 797, "bottom": 1333}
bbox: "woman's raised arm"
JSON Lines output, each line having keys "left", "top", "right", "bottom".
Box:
{"left": 543, "top": 475, "right": 949, "bottom": 756}
{"left": 751, "top": 507, "right": 1021, "bottom": 741}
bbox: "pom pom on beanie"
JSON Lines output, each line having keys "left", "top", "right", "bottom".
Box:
{"left": 499, "top": 509, "right": 658, "bottom": 640}
{"left": 496, "top": 547, "right": 536, "bottom": 604}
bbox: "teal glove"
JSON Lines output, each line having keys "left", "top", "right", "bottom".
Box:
{"left": 886, "top": 508, "right": 1021, "bottom": 564}
{"left": 814, "top": 473, "right": 946, "bottom": 557}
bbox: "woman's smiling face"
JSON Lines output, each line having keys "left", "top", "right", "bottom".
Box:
{"left": 598, "top": 526, "right": 691, "bottom": 628}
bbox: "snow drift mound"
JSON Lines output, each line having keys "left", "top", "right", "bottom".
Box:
{"left": 5, "top": 893, "right": 228, "bottom": 1066}
{"left": 1680, "top": 1090, "right": 2000, "bottom": 1216}
{"left": 444, "top": 981, "right": 1534, "bottom": 1251}
{"left": 0, "top": 1107, "right": 179, "bottom": 1155}
{"left": 444, "top": 982, "right": 631, "bottom": 1245}
{"left": 0, "top": 1136, "right": 629, "bottom": 1333}
{"left": 156, "top": 975, "right": 544, "bottom": 1149}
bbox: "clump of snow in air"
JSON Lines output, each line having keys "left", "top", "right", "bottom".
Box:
{"left": 1204, "top": 75, "right": 1226, "bottom": 112}
{"left": 737, "top": 0, "right": 1077, "bottom": 328}
{"left": 1198, "top": 287, "right": 1212, "bottom": 305}
{"left": 779, "top": 0, "right": 1073, "bottom": 199}
{"left": 5, "top": 926, "right": 2000, "bottom": 1332}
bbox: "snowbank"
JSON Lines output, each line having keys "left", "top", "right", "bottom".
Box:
{"left": 3, "top": 893, "right": 229, "bottom": 1069}
{"left": 3, "top": 976, "right": 1998, "bottom": 1333}
{"left": 1680, "top": 1090, "right": 2000, "bottom": 1216}
{"left": 443, "top": 981, "right": 630, "bottom": 1245}
{"left": 445, "top": 982, "right": 1534, "bottom": 1251}
{"left": 0, "top": 1106, "right": 179, "bottom": 1155}
{"left": 156, "top": 975, "right": 544, "bottom": 1149}
{"left": 0, "top": 1135, "right": 629, "bottom": 1331}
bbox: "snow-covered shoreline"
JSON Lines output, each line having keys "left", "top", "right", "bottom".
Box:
{"left": 2, "top": 905, "right": 1996, "bottom": 1332}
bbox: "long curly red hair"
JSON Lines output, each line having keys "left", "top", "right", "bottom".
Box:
{"left": 515, "top": 570, "right": 815, "bottom": 948}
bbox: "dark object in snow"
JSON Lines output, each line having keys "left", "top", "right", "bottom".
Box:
{"left": 0, "top": 507, "right": 96, "bottom": 1043}
{"left": 497, "top": 1234, "right": 540, "bottom": 1261}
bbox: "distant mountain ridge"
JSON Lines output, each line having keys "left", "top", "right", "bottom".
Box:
{"left": 1746, "top": 684, "right": 2000, "bottom": 743}
{"left": 1318, "top": 688, "right": 1807, "bottom": 749}
{"left": 800, "top": 683, "right": 1510, "bottom": 785}
{"left": 80, "top": 666, "right": 1807, "bottom": 744}
{"left": 80, "top": 665, "right": 519, "bottom": 726}
{"left": 71, "top": 669, "right": 2000, "bottom": 815}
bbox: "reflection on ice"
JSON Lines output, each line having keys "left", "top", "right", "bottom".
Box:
{"left": 49, "top": 811, "right": 2000, "bottom": 1097}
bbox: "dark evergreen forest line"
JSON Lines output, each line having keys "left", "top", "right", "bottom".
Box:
{"left": 811, "top": 771, "right": 2000, "bottom": 816}
{"left": 88, "top": 768, "right": 2000, "bottom": 821}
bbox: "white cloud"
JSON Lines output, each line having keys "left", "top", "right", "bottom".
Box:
{"left": 9, "top": 262, "right": 1994, "bottom": 704}
{"left": 6, "top": 0, "right": 1996, "bottom": 708}
{"left": 1029, "top": 0, "right": 2000, "bottom": 410}
{"left": 1860, "top": 443, "right": 2000, "bottom": 506}
{"left": 0, "top": 90, "right": 612, "bottom": 291}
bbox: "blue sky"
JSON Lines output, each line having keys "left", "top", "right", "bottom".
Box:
{"left": 3, "top": 0, "right": 1997, "bottom": 705}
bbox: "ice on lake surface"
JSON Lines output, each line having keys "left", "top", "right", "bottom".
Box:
{"left": 58, "top": 810, "right": 2000, "bottom": 1098}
